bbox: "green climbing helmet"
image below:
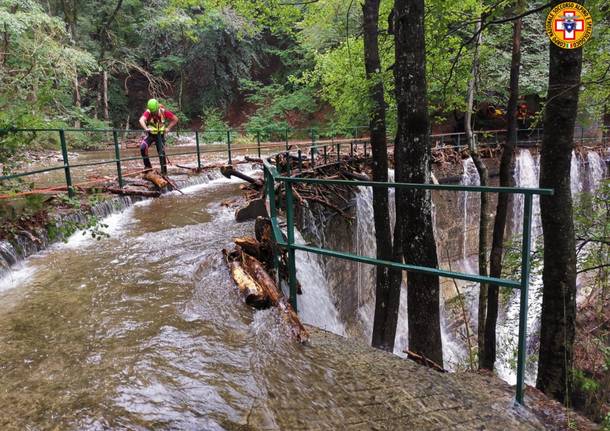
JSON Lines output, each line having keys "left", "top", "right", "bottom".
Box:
{"left": 147, "top": 98, "right": 160, "bottom": 113}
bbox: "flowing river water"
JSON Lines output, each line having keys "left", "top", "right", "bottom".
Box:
{"left": 0, "top": 148, "right": 606, "bottom": 429}
{"left": 0, "top": 174, "right": 351, "bottom": 430}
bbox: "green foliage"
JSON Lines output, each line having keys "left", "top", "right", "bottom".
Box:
{"left": 574, "top": 179, "right": 609, "bottom": 282}
{"left": 201, "top": 108, "right": 228, "bottom": 142}
{"left": 580, "top": 0, "right": 610, "bottom": 122}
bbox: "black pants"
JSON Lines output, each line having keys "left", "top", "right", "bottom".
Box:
{"left": 140, "top": 133, "right": 166, "bottom": 170}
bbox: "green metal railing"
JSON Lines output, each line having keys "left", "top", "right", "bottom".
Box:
{"left": 2, "top": 125, "right": 605, "bottom": 198}
{"left": 0, "top": 127, "right": 376, "bottom": 197}
{"left": 263, "top": 157, "right": 553, "bottom": 406}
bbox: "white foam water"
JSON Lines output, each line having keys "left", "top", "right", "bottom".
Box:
{"left": 293, "top": 231, "right": 346, "bottom": 336}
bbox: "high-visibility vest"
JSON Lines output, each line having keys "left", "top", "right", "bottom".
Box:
{"left": 145, "top": 108, "right": 167, "bottom": 134}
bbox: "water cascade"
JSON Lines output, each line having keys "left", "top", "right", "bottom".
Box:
{"left": 586, "top": 151, "right": 606, "bottom": 190}
{"left": 293, "top": 230, "right": 346, "bottom": 336}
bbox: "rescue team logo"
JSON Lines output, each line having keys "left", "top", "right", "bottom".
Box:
{"left": 545, "top": 2, "right": 593, "bottom": 49}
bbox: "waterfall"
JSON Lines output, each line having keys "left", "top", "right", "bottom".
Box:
{"left": 460, "top": 157, "right": 480, "bottom": 269}
{"left": 293, "top": 230, "right": 346, "bottom": 336}
{"left": 570, "top": 151, "right": 583, "bottom": 195}
{"left": 511, "top": 149, "right": 541, "bottom": 239}
{"left": 496, "top": 149, "right": 544, "bottom": 384}
{"left": 586, "top": 151, "right": 606, "bottom": 191}
{"left": 495, "top": 149, "right": 599, "bottom": 383}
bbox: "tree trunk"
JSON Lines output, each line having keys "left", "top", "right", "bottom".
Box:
{"left": 1, "top": 22, "right": 8, "bottom": 65}
{"left": 483, "top": 1, "right": 523, "bottom": 370}
{"left": 536, "top": 5, "right": 582, "bottom": 402}
{"left": 74, "top": 76, "right": 81, "bottom": 128}
{"left": 363, "top": 0, "right": 400, "bottom": 352}
{"left": 464, "top": 14, "right": 491, "bottom": 370}
{"left": 1, "top": 6, "right": 16, "bottom": 66}
{"left": 103, "top": 70, "right": 109, "bottom": 122}
{"left": 394, "top": 0, "right": 443, "bottom": 365}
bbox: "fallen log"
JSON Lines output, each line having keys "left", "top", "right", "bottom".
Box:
{"left": 223, "top": 245, "right": 309, "bottom": 343}
{"left": 100, "top": 187, "right": 161, "bottom": 198}
{"left": 242, "top": 252, "right": 282, "bottom": 306}
{"left": 341, "top": 170, "right": 370, "bottom": 181}
{"left": 277, "top": 297, "right": 310, "bottom": 343}
{"left": 245, "top": 156, "right": 264, "bottom": 163}
{"left": 404, "top": 349, "right": 447, "bottom": 373}
{"left": 144, "top": 170, "right": 169, "bottom": 189}
{"left": 235, "top": 198, "right": 267, "bottom": 222}
{"left": 234, "top": 236, "right": 261, "bottom": 258}
{"left": 161, "top": 174, "right": 184, "bottom": 194}
{"left": 223, "top": 248, "right": 270, "bottom": 309}
{"left": 220, "top": 165, "right": 263, "bottom": 188}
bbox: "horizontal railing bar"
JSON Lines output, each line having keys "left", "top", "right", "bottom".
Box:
{"left": 278, "top": 176, "right": 554, "bottom": 195}
{"left": 288, "top": 243, "right": 521, "bottom": 289}
{"left": 0, "top": 164, "right": 68, "bottom": 181}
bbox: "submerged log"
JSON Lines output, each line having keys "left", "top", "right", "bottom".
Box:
{"left": 144, "top": 170, "right": 169, "bottom": 189}
{"left": 223, "top": 249, "right": 270, "bottom": 309}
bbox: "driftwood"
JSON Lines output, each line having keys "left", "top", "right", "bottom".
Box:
{"left": 245, "top": 156, "right": 264, "bottom": 163}
{"left": 404, "top": 349, "right": 447, "bottom": 373}
{"left": 341, "top": 170, "right": 370, "bottom": 181}
{"left": 223, "top": 245, "right": 309, "bottom": 342}
{"left": 144, "top": 170, "right": 169, "bottom": 189}
{"left": 161, "top": 174, "right": 183, "bottom": 194}
{"left": 234, "top": 236, "right": 262, "bottom": 258}
{"left": 223, "top": 248, "right": 270, "bottom": 308}
{"left": 242, "top": 252, "right": 282, "bottom": 306}
{"left": 100, "top": 187, "right": 161, "bottom": 198}
{"left": 220, "top": 165, "right": 263, "bottom": 188}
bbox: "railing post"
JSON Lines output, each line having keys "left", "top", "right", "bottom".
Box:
{"left": 156, "top": 133, "right": 167, "bottom": 175}
{"left": 285, "top": 128, "right": 289, "bottom": 151}
{"left": 363, "top": 142, "right": 367, "bottom": 158}
{"left": 112, "top": 130, "right": 124, "bottom": 188}
{"left": 285, "top": 179, "right": 298, "bottom": 311}
{"left": 227, "top": 129, "right": 232, "bottom": 165}
{"left": 457, "top": 133, "right": 461, "bottom": 149}
{"left": 516, "top": 193, "right": 533, "bottom": 405}
{"left": 59, "top": 129, "right": 74, "bottom": 197}
{"left": 266, "top": 169, "right": 281, "bottom": 282}
{"left": 310, "top": 128, "right": 315, "bottom": 146}
{"left": 324, "top": 145, "right": 328, "bottom": 164}
{"left": 350, "top": 141, "right": 354, "bottom": 158}
{"left": 195, "top": 130, "right": 202, "bottom": 169}
{"left": 336, "top": 143, "right": 340, "bottom": 162}
{"left": 297, "top": 149, "right": 302, "bottom": 172}
{"left": 285, "top": 152, "right": 291, "bottom": 176}
{"left": 257, "top": 131, "right": 261, "bottom": 158}
{"left": 311, "top": 147, "right": 315, "bottom": 168}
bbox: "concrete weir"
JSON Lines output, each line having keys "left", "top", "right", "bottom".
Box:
{"left": 251, "top": 327, "right": 545, "bottom": 430}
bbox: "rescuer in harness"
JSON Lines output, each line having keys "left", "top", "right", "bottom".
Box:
{"left": 139, "top": 99, "right": 179, "bottom": 170}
